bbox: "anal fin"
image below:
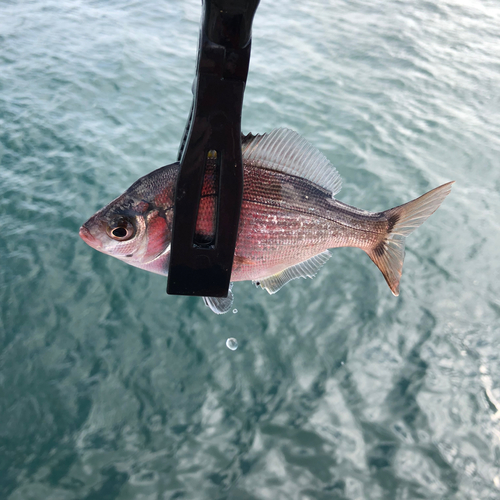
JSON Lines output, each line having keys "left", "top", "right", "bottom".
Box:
{"left": 254, "top": 250, "right": 332, "bottom": 294}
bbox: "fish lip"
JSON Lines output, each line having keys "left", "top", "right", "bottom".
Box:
{"left": 79, "top": 225, "right": 102, "bottom": 249}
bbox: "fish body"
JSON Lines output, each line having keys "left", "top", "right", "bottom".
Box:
{"left": 80, "top": 129, "right": 453, "bottom": 313}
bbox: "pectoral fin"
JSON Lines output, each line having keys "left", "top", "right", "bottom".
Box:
{"left": 254, "top": 251, "right": 332, "bottom": 294}
{"left": 203, "top": 283, "right": 234, "bottom": 314}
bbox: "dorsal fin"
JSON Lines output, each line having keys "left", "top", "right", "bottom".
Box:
{"left": 254, "top": 250, "right": 332, "bottom": 294}
{"left": 242, "top": 129, "right": 342, "bottom": 197}
{"left": 241, "top": 132, "right": 257, "bottom": 148}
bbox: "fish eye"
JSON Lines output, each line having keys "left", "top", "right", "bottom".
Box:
{"left": 107, "top": 218, "right": 135, "bottom": 241}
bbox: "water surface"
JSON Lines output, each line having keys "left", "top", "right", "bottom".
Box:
{"left": 1, "top": 0, "right": 500, "bottom": 498}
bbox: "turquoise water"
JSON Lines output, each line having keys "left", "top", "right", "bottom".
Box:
{"left": 1, "top": 0, "right": 500, "bottom": 498}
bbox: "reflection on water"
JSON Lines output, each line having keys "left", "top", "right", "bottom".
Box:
{"left": 1, "top": 0, "right": 500, "bottom": 498}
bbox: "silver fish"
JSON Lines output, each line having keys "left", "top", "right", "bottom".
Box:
{"left": 80, "top": 129, "right": 453, "bottom": 313}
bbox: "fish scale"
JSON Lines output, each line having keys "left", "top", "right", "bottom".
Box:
{"left": 234, "top": 173, "right": 370, "bottom": 280}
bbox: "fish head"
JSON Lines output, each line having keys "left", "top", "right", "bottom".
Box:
{"left": 79, "top": 164, "right": 178, "bottom": 275}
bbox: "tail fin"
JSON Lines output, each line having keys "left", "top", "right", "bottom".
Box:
{"left": 366, "top": 182, "right": 454, "bottom": 296}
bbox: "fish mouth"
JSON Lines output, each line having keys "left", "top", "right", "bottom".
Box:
{"left": 79, "top": 225, "right": 102, "bottom": 249}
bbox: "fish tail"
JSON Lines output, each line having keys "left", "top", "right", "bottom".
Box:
{"left": 365, "top": 182, "right": 454, "bottom": 296}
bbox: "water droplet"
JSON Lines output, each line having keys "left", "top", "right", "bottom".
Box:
{"left": 226, "top": 338, "right": 238, "bottom": 350}
{"left": 233, "top": 308, "right": 238, "bottom": 314}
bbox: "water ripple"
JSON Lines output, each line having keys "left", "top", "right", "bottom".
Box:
{"left": 1, "top": 0, "right": 500, "bottom": 498}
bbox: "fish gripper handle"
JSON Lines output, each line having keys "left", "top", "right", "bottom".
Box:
{"left": 167, "top": 0, "right": 260, "bottom": 297}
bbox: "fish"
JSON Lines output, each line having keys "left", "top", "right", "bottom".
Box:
{"left": 80, "top": 128, "right": 453, "bottom": 314}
